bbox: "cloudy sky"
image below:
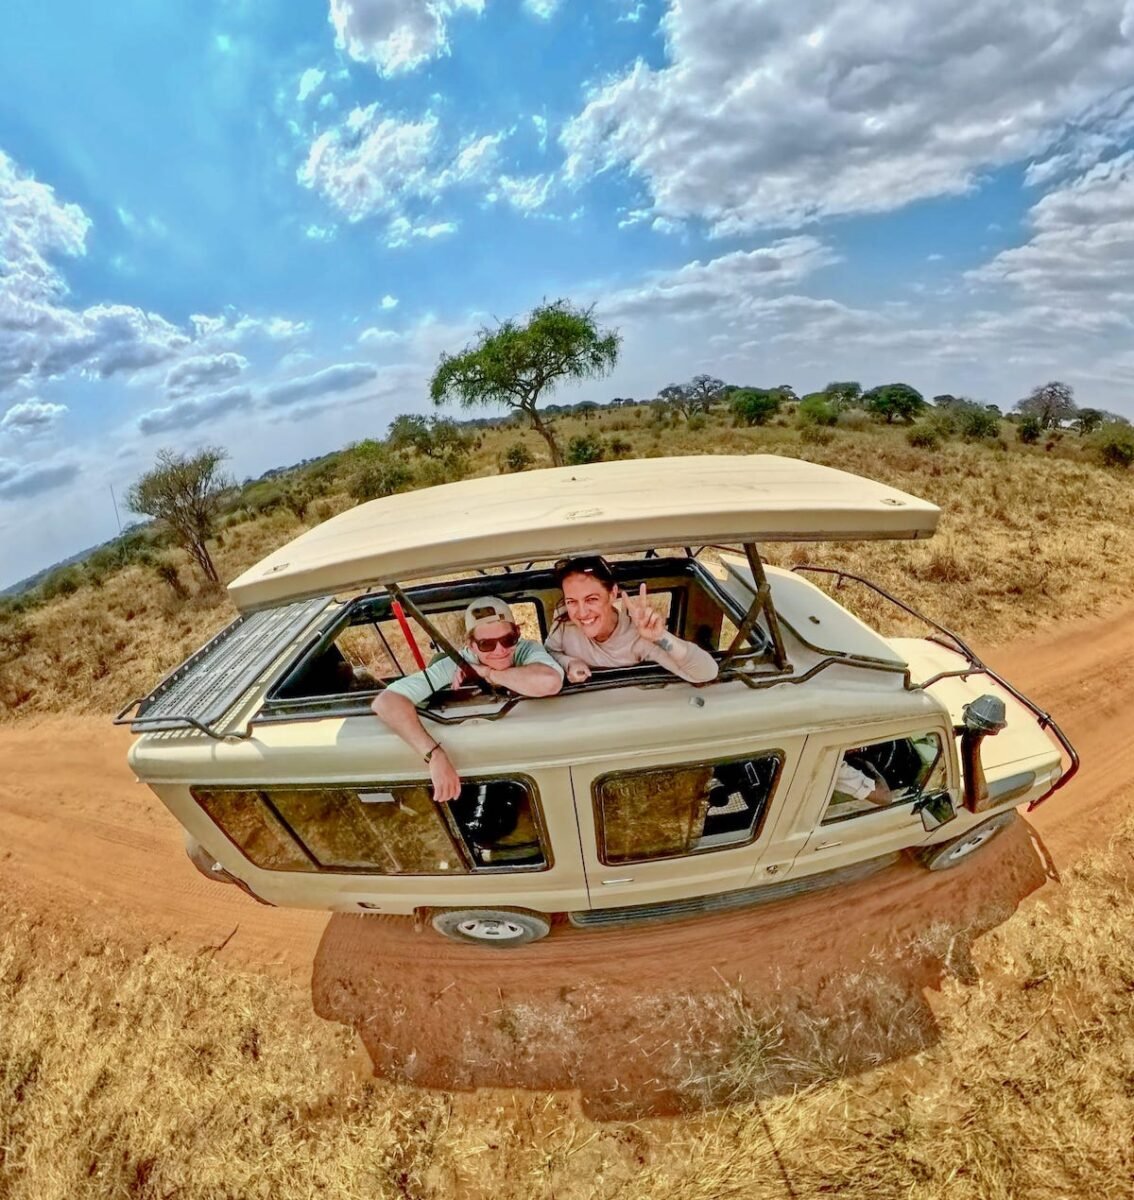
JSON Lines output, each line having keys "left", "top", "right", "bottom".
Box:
{"left": 2, "top": 0, "right": 1134, "bottom": 586}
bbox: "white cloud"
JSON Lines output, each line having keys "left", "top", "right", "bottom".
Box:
{"left": 189, "top": 312, "right": 310, "bottom": 345}
{"left": 379, "top": 293, "right": 399, "bottom": 310}
{"left": 0, "top": 398, "right": 68, "bottom": 434}
{"left": 137, "top": 385, "right": 254, "bottom": 435}
{"left": 164, "top": 352, "right": 248, "bottom": 398}
{"left": 328, "top": 0, "right": 485, "bottom": 76}
{"left": 523, "top": 0, "right": 561, "bottom": 18}
{"left": 358, "top": 326, "right": 403, "bottom": 346}
{"left": 263, "top": 362, "right": 379, "bottom": 407}
{"left": 495, "top": 173, "right": 553, "bottom": 211}
{"left": 601, "top": 237, "right": 840, "bottom": 321}
{"left": 297, "top": 66, "right": 326, "bottom": 102}
{"left": 305, "top": 223, "right": 336, "bottom": 241}
{"left": 385, "top": 216, "right": 458, "bottom": 247}
{"left": 299, "top": 104, "right": 508, "bottom": 239}
{"left": 531, "top": 114, "right": 548, "bottom": 153}
{"left": 561, "top": 0, "right": 1134, "bottom": 233}
{"left": 0, "top": 456, "right": 80, "bottom": 500}
{"left": 971, "top": 151, "right": 1134, "bottom": 302}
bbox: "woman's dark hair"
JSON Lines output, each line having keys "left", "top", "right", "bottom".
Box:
{"left": 553, "top": 554, "right": 616, "bottom": 589}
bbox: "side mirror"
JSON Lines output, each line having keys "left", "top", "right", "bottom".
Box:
{"left": 917, "top": 790, "right": 958, "bottom": 832}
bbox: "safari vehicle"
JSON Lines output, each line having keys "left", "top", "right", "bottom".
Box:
{"left": 120, "top": 456, "right": 1077, "bottom": 947}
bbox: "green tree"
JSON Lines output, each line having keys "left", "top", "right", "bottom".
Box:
{"left": 127, "top": 447, "right": 232, "bottom": 584}
{"left": 730, "top": 387, "right": 782, "bottom": 426}
{"left": 657, "top": 383, "right": 696, "bottom": 420}
{"left": 1017, "top": 416, "right": 1042, "bottom": 444}
{"left": 346, "top": 440, "right": 414, "bottom": 501}
{"left": 499, "top": 442, "right": 534, "bottom": 473}
{"left": 386, "top": 414, "right": 469, "bottom": 458}
{"left": 1073, "top": 408, "right": 1105, "bottom": 436}
{"left": 824, "top": 381, "right": 862, "bottom": 410}
{"left": 430, "top": 299, "right": 620, "bottom": 467}
{"left": 863, "top": 383, "right": 926, "bottom": 424}
{"left": 797, "top": 393, "right": 838, "bottom": 427}
{"left": 688, "top": 374, "right": 727, "bottom": 411}
{"left": 1015, "top": 381, "right": 1077, "bottom": 429}
{"left": 956, "top": 403, "right": 1001, "bottom": 439}
{"left": 1094, "top": 422, "right": 1134, "bottom": 469}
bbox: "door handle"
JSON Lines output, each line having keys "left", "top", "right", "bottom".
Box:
{"left": 601, "top": 877, "right": 634, "bottom": 886}
{"left": 813, "top": 840, "right": 843, "bottom": 850}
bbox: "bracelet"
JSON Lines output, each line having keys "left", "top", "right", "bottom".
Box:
{"left": 423, "top": 742, "right": 443, "bottom": 764}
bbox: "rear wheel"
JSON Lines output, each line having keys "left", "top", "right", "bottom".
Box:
{"left": 430, "top": 907, "right": 551, "bottom": 948}
{"left": 918, "top": 810, "right": 1017, "bottom": 871}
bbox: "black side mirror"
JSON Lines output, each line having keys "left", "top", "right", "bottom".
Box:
{"left": 917, "top": 790, "right": 958, "bottom": 832}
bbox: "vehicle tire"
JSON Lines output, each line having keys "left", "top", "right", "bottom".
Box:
{"left": 430, "top": 907, "right": 551, "bottom": 948}
{"left": 918, "top": 810, "right": 1017, "bottom": 871}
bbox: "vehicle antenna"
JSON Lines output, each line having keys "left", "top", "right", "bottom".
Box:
{"left": 110, "top": 484, "right": 123, "bottom": 535}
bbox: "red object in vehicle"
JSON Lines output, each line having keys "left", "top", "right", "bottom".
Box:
{"left": 392, "top": 599, "right": 427, "bottom": 670}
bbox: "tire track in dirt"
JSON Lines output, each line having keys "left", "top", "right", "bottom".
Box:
{"left": 1, "top": 606, "right": 1131, "bottom": 1113}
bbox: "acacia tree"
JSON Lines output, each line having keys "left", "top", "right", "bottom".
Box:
{"left": 386, "top": 413, "right": 469, "bottom": 458}
{"left": 1015, "top": 381, "right": 1077, "bottom": 429}
{"left": 688, "top": 374, "right": 727, "bottom": 411}
{"left": 430, "top": 300, "right": 620, "bottom": 467}
{"left": 127, "top": 447, "right": 232, "bottom": 584}
{"left": 863, "top": 382, "right": 926, "bottom": 424}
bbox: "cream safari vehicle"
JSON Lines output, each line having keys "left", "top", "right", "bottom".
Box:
{"left": 120, "top": 456, "right": 1076, "bottom": 947}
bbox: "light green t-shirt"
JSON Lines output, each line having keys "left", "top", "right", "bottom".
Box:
{"left": 381, "top": 639, "right": 563, "bottom": 707}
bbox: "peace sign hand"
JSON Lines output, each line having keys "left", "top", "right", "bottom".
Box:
{"left": 624, "top": 582, "right": 666, "bottom": 643}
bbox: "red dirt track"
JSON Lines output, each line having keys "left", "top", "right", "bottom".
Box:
{"left": 2, "top": 607, "right": 1132, "bottom": 1114}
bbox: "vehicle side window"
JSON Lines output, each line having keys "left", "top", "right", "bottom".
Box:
{"left": 192, "top": 778, "right": 548, "bottom": 874}
{"left": 821, "top": 732, "right": 946, "bottom": 824}
{"left": 593, "top": 752, "right": 782, "bottom": 865}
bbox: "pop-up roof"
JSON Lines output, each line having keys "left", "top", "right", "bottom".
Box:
{"left": 227, "top": 455, "right": 940, "bottom": 611}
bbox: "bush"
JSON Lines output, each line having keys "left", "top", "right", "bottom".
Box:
{"left": 799, "top": 424, "right": 835, "bottom": 446}
{"left": 499, "top": 442, "right": 534, "bottom": 473}
{"left": 609, "top": 437, "right": 633, "bottom": 457}
{"left": 686, "top": 414, "right": 707, "bottom": 432}
{"left": 38, "top": 566, "right": 82, "bottom": 602}
{"left": 417, "top": 451, "right": 470, "bottom": 488}
{"left": 1017, "top": 416, "right": 1042, "bottom": 444}
{"left": 796, "top": 395, "right": 838, "bottom": 428}
{"left": 906, "top": 425, "right": 942, "bottom": 450}
{"left": 730, "top": 388, "right": 782, "bottom": 427}
{"left": 566, "top": 433, "right": 605, "bottom": 465}
{"left": 153, "top": 560, "right": 188, "bottom": 599}
{"left": 1094, "top": 423, "right": 1134, "bottom": 469}
{"left": 956, "top": 406, "right": 1001, "bottom": 440}
{"left": 0, "top": 610, "right": 32, "bottom": 667}
{"left": 346, "top": 441, "right": 414, "bottom": 502}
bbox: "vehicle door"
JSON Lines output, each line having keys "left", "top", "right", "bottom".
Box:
{"left": 771, "top": 723, "right": 956, "bottom": 880}
{"left": 571, "top": 736, "right": 805, "bottom": 908}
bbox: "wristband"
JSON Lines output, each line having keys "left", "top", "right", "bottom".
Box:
{"left": 423, "top": 742, "right": 443, "bottom": 764}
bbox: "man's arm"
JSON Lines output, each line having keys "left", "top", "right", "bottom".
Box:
{"left": 482, "top": 661, "right": 563, "bottom": 696}
{"left": 370, "top": 690, "right": 462, "bottom": 802}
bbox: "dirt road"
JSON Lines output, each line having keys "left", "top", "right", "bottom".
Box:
{"left": 2, "top": 606, "right": 1131, "bottom": 1113}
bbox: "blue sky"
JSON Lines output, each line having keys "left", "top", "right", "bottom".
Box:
{"left": 2, "top": 0, "right": 1133, "bottom": 586}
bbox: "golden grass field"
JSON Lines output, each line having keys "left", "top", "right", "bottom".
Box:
{"left": 2, "top": 410, "right": 1133, "bottom": 1198}
{"left": 2, "top": 823, "right": 1131, "bottom": 1199}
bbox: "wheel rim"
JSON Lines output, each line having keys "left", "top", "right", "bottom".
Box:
{"left": 456, "top": 917, "right": 528, "bottom": 941}
{"left": 948, "top": 826, "right": 996, "bottom": 860}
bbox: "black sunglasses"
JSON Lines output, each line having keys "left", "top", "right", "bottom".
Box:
{"left": 473, "top": 628, "right": 520, "bottom": 652}
{"left": 553, "top": 555, "right": 616, "bottom": 585}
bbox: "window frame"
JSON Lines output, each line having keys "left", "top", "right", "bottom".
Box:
{"left": 819, "top": 731, "right": 947, "bottom": 827}
{"left": 190, "top": 772, "right": 553, "bottom": 876}
{"left": 590, "top": 749, "right": 785, "bottom": 866}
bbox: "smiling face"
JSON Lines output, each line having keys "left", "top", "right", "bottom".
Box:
{"left": 468, "top": 620, "right": 520, "bottom": 670}
{"left": 561, "top": 571, "right": 620, "bottom": 643}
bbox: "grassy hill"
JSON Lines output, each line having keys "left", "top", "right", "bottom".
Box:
{"left": 1, "top": 405, "right": 1132, "bottom": 718}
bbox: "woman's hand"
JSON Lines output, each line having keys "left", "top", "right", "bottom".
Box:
{"left": 624, "top": 583, "right": 667, "bottom": 643}
{"left": 565, "top": 657, "right": 591, "bottom": 683}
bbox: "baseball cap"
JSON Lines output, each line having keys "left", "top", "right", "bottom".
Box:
{"left": 464, "top": 595, "right": 516, "bottom": 633}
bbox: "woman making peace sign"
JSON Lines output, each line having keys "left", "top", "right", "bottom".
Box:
{"left": 545, "top": 556, "right": 719, "bottom": 685}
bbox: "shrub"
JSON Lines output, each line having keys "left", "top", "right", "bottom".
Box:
{"left": 1017, "top": 416, "right": 1042, "bottom": 444}
{"left": 609, "top": 437, "right": 633, "bottom": 457}
{"left": 799, "top": 424, "right": 835, "bottom": 446}
{"left": 906, "top": 425, "right": 941, "bottom": 450}
{"left": 153, "top": 560, "right": 188, "bottom": 599}
{"left": 730, "top": 388, "right": 783, "bottom": 427}
{"left": 957, "top": 406, "right": 1002, "bottom": 440}
{"left": 686, "top": 414, "right": 707, "bottom": 432}
{"left": 1094, "top": 423, "right": 1134, "bottom": 469}
{"left": 0, "top": 610, "right": 32, "bottom": 667}
{"left": 312, "top": 500, "right": 334, "bottom": 523}
{"left": 499, "top": 442, "right": 534, "bottom": 473}
{"left": 796, "top": 395, "right": 838, "bottom": 427}
{"left": 566, "top": 432, "right": 605, "bottom": 465}
{"left": 38, "top": 566, "right": 82, "bottom": 602}
{"left": 346, "top": 442, "right": 414, "bottom": 502}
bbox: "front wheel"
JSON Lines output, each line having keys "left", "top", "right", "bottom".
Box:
{"left": 430, "top": 907, "right": 551, "bottom": 948}
{"left": 917, "top": 810, "right": 1017, "bottom": 871}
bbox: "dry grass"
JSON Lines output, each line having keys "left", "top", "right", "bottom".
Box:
{"left": 2, "top": 825, "right": 1133, "bottom": 1199}
{"left": 3, "top": 413, "right": 1132, "bottom": 718}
